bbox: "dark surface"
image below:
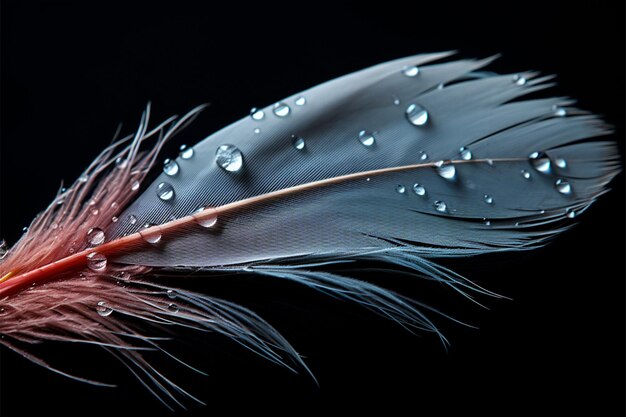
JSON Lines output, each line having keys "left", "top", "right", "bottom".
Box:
{"left": 1, "top": 1, "right": 624, "bottom": 415}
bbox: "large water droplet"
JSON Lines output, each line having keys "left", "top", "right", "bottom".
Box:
{"left": 96, "top": 301, "right": 113, "bottom": 317}
{"left": 406, "top": 103, "right": 429, "bottom": 126}
{"left": 435, "top": 161, "right": 456, "bottom": 180}
{"left": 555, "top": 158, "right": 567, "bottom": 169}
{"left": 179, "top": 145, "right": 194, "bottom": 159}
{"left": 433, "top": 200, "right": 447, "bottom": 213}
{"left": 513, "top": 74, "right": 527, "bottom": 86}
{"left": 166, "top": 289, "right": 176, "bottom": 299}
{"left": 163, "top": 159, "right": 179, "bottom": 176}
{"left": 484, "top": 194, "right": 494, "bottom": 204}
{"left": 167, "top": 303, "right": 179, "bottom": 313}
{"left": 521, "top": 169, "right": 531, "bottom": 180}
{"left": 396, "top": 184, "right": 406, "bottom": 194}
{"left": 292, "top": 135, "right": 305, "bottom": 150}
{"left": 460, "top": 147, "right": 472, "bottom": 160}
{"left": 555, "top": 179, "right": 572, "bottom": 195}
{"left": 295, "top": 96, "right": 307, "bottom": 106}
{"left": 250, "top": 108, "right": 265, "bottom": 120}
{"left": 192, "top": 207, "right": 218, "bottom": 228}
{"left": 358, "top": 130, "right": 376, "bottom": 147}
{"left": 402, "top": 65, "right": 419, "bottom": 77}
{"left": 87, "top": 228, "right": 105, "bottom": 246}
{"left": 273, "top": 102, "right": 290, "bottom": 117}
{"left": 529, "top": 151, "right": 551, "bottom": 174}
{"left": 215, "top": 144, "right": 244, "bottom": 172}
{"left": 140, "top": 224, "right": 162, "bottom": 244}
{"left": 157, "top": 182, "right": 175, "bottom": 201}
{"left": 128, "top": 214, "right": 137, "bottom": 225}
{"left": 87, "top": 252, "right": 107, "bottom": 271}
{"left": 413, "top": 183, "right": 426, "bottom": 196}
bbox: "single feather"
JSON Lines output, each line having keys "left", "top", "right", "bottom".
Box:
{"left": 0, "top": 52, "right": 620, "bottom": 408}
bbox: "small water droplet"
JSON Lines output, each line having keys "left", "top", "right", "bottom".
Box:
{"left": 87, "top": 228, "right": 105, "bottom": 246}
{"left": 433, "top": 200, "right": 447, "bottom": 213}
{"left": 459, "top": 147, "right": 472, "bottom": 160}
{"left": 179, "top": 145, "right": 194, "bottom": 159}
{"left": 167, "top": 303, "right": 179, "bottom": 313}
{"left": 250, "top": 108, "right": 265, "bottom": 120}
{"left": 419, "top": 151, "right": 428, "bottom": 161}
{"left": 140, "top": 224, "right": 162, "bottom": 244}
{"left": 437, "top": 83, "right": 445, "bottom": 90}
{"left": 96, "top": 301, "right": 113, "bottom": 317}
{"left": 111, "top": 202, "right": 118, "bottom": 209}
{"left": 406, "top": 103, "right": 429, "bottom": 126}
{"left": 215, "top": 144, "right": 244, "bottom": 172}
{"left": 87, "top": 252, "right": 107, "bottom": 271}
{"left": 253, "top": 128, "right": 261, "bottom": 134}
{"left": 529, "top": 151, "right": 551, "bottom": 174}
{"left": 163, "top": 159, "right": 179, "bottom": 176}
{"left": 483, "top": 194, "right": 494, "bottom": 205}
{"left": 555, "top": 158, "right": 567, "bottom": 169}
{"left": 292, "top": 135, "right": 305, "bottom": 150}
{"left": 115, "top": 157, "right": 128, "bottom": 169}
{"left": 552, "top": 105, "right": 567, "bottom": 117}
{"left": 358, "top": 130, "right": 376, "bottom": 147}
{"left": 118, "top": 271, "right": 130, "bottom": 281}
{"left": 515, "top": 222, "right": 520, "bottom": 227}
{"left": 366, "top": 178, "right": 370, "bottom": 182}
{"left": 273, "top": 102, "right": 290, "bottom": 117}
{"left": 435, "top": 162, "right": 456, "bottom": 180}
{"left": 402, "top": 65, "right": 419, "bottom": 77}
{"left": 22, "top": 227, "right": 28, "bottom": 233}
{"left": 484, "top": 219, "right": 491, "bottom": 226}
{"left": 566, "top": 209, "right": 576, "bottom": 219}
{"left": 513, "top": 74, "right": 527, "bottom": 86}
{"left": 166, "top": 289, "right": 176, "bottom": 299}
{"left": 111, "top": 215, "right": 118, "bottom": 223}
{"left": 555, "top": 179, "right": 572, "bottom": 195}
{"left": 78, "top": 174, "right": 89, "bottom": 183}
{"left": 396, "top": 185, "right": 406, "bottom": 194}
{"left": 131, "top": 180, "right": 140, "bottom": 191}
{"left": 128, "top": 214, "right": 137, "bottom": 225}
{"left": 413, "top": 183, "right": 426, "bottom": 196}
{"left": 392, "top": 95, "right": 400, "bottom": 105}
{"left": 156, "top": 182, "right": 175, "bottom": 201}
{"left": 521, "top": 169, "right": 531, "bottom": 180}
{"left": 295, "top": 96, "right": 307, "bottom": 106}
{"left": 90, "top": 207, "right": 99, "bottom": 216}
{"left": 192, "top": 207, "right": 218, "bottom": 228}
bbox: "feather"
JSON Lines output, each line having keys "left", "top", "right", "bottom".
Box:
{"left": 0, "top": 52, "right": 620, "bottom": 408}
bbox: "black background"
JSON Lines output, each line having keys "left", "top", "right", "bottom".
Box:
{"left": 1, "top": 1, "right": 624, "bottom": 415}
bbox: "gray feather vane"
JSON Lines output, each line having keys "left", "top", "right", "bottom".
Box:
{"left": 0, "top": 52, "right": 620, "bottom": 407}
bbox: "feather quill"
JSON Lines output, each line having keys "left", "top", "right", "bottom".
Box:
{"left": 0, "top": 52, "right": 620, "bottom": 407}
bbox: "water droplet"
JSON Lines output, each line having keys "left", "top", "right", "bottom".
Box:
{"left": 78, "top": 174, "right": 89, "bottom": 183}
{"left": 406, "top": 103, "right": 429, "bottom": 126}
{"left": 131, "top": 180, "right": 140, "bottom": 191}
{"left": 118, "top": 271, "right": 130, "bottom": 281}
{"left": 566, "top": 209, "right": 576, "bottom": 219}
{"left": 273, "top": 102, "right": 290, "bottom": 117}
{"left": 96, "top": 301, "right": 113, "bottom": 317}
{"left": 87, "top": 228, "right": 105, "bottom": 246}
{"left": 366, "top": 178, "right": 370, "bottom": 182}
{"left": 22, "top": 227, "right": 28, "bottom": 233}
{"left": 435, "top": 161, "right": 456, "bottom": 180}
{"left": 484, "top": 219, "right": 491, "bottom": 226}
{"left": 295, "top": 96, "right": 307, "bottom": 106}
{"left": 215, "top": 144, "right": 244, "bottom": 172}
{"left": 115, "top": 157, "right": 128, "bottom": 169}
{"left": 459, "top": 147, "right": 472, "bottom": 160}
{"left": 396, "top": 185, "right": 406, "bottom": 194}
{"left": 111, "top": 216, "right": 118, "bottom": 223}
{"left": 437, "top": 83, "right": 445, "bottom": 90}
{"left": 111, "top": 202, "right": 118, "bottom": 209}
{"left": 156, "top": 182, "right": 175, "bottom": 201}
{"left": 253, "top": 128, "right": 261, "bottom": 134}
{"left": 128, "top": 214, "right": 137, "bottom": 225}
{"left": 166, "top": 289, "right": 176, "bottom": 299}
{"left": 413, "top": 183, "right": 426, "bottom": 196}
{"left": 552, "top": 105, "right": 567, "bottom": 117}
{"left": 163, "top": 159, "right": 179, "bottom": 176}
{"left": 555, "top": 179, "right": 572, "bottom": 195}
{"left": 358, "top": 130, "right": 376, "bottom": 147}
{"left": 90, "top": 207, "right": 99, "bottom": 216}
{"left": 192, "top": 207, "right": 218, "bottom": 228}
{"left": 529, "top": 151, "right": 551, "bottom": 174}
{"left": 250, "top": 108, "right": 265, "bottom": 120}
{"left": 402, "top": 65, "right": 419, "bottom": 77}
{"left": 179, "top": 145, "right": 194, "bottom": 159}
{"left": 521, "top": 169, "right": 531, "bottom": 180}
{"left": 555, "top": 158, "right": 567, "bottom": 169}
{"left": 419, "top": 151, "right": 428, "bottom": 161}
{"left": 513, "top": 74, "right": 527, "bottom": 86}
{"left": 140, "top": 224, "right": 162, "bottom": 244}
{"left": 167, "top": 303, "right": 179, "bottom": 313}
{"left": 433, "top": 200, "right": 447, "bottom": 213}
{"left": 87, "top": 252, "right": 107, "bottom": 272}
{"left": 483, "top": 194, "right": 494, "bottom": 204}
{"left": 392, "top": 95, "right": 400, "bottom": 105}
{"left": 292, "top": 135, "right": 305, "bottom": 150}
